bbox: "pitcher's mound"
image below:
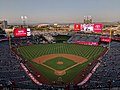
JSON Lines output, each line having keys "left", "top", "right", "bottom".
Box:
{"left": 57, "top": 61, "right": 64, "bottom": 65}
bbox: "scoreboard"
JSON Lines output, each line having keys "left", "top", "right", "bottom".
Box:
{"left": 14, "top": 28, "right": 31, "bottom": 37}
{"left": 74, "top": 24, "right": 102, "bottom": 33}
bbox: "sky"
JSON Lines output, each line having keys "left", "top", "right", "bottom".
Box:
{"left": 0, "top": 0, "right": 120, "bottom": 24}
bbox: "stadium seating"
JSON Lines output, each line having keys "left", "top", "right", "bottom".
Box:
{"left": 67, "top": 34, "right": 100, "bottom": 44}
{"left": 0, "top": 41, "right": 34, "bottom": 88}
{"left": 0, "top": 35, "right": 120, "bottom": 89}
{"left": 83, "top": 41, "right": 120, "bottom": 89}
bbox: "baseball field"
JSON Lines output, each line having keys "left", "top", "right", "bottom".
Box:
{"left": 17, "top": 43, "right": 106, "bottom": 84}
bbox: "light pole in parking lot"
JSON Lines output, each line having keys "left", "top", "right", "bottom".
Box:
{"left": 21, "top": 16, "right": 27, "bottom": 27}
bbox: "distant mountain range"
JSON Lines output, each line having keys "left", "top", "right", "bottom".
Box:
{"left": 9, "top": 21, "right": 119, "bottom": 25}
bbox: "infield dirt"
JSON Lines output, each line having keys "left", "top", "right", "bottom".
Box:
{"left": 33, "top": 54, "right": 87, "bottom": 64}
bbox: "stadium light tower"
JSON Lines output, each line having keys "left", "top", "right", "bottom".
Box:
{"left": 21, "top": 16, "right": 27, "bottom": 27}
{"left": 84, "top": 16, "right": 87, "bottom": 24}
{"left": 84, "top": 16, "right": 92, "bottom": 24}
{"left": 88, "top": 16, "right": 92, "bottom": 24}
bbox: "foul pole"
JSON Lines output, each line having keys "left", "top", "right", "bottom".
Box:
{"left": 108, "top": 26, "right": 112, "bottom": 49}
{"left": 8, "top": 32, "right": 12, "bottom": 49}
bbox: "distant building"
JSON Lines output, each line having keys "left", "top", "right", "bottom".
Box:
{"left": 37, "top": 24, "right": 49, "bottom": 28}
{"left": 5, "top": 29, "right": 14, "bottom": 33}
{"left": 69, "top": 24, "right": 74, "bottom": 31}
{"left": 0, "top": 20, "right": 8, "bottom": 30}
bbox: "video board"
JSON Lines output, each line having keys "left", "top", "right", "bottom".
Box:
{"left": 74, "top": 24, "right": 102, "bottom": 33}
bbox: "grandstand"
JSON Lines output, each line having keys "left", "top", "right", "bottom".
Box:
{"left": 0, "top": 41, "right": 36, "bottom": 89}
{"left": 84, "top": 42, "right": 120, "bottom": 89}
{"left": 68, "top": 34, "right": 100, "bottom": 46}
{"left": 0, "top": 28, "right": 8, "bottom": 42}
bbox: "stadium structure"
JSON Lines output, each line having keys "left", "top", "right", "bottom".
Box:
{"left": 0, "top": 24, "right": 120, "bottom": 90}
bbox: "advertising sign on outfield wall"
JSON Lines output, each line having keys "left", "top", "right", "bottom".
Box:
{"left": 73, "top": 41, "right": 98, "bottom": 46}
{"left": 100, "top": 37, "right": 112, "bottom": 42}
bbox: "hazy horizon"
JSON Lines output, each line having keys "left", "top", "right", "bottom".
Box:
{"left": 0, "top": 0, "right": 120, "bottom": 24}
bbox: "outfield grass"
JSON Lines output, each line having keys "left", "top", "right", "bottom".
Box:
{"left": 43, "top": 57, "right": 77, "bottom": 70}
{"left": 17, "top": 43, "right": 105, "bottom": 83}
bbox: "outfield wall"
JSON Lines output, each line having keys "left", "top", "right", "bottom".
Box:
{"left": 73, "top": 41, "right": 99, "bottom": 46}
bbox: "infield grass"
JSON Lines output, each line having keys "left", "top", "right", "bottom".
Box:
{"left": 43, "top": 57, "right": 77, "bottom": 70}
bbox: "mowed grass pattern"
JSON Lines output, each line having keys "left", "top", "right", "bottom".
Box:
{"left": 18, "top": 43, "right": 104, "bottom": 60}
{"left": 43, "top": 57, "right": 77, "bottom": 70}
{"left": 18, "top": 43, "right": 105, "bottom": 83}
